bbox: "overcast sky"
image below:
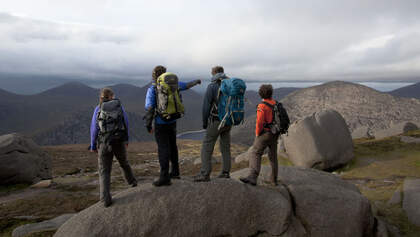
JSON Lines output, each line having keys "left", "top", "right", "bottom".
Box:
{"left": 1, "top": 0, "right": 420, "bottom": 82}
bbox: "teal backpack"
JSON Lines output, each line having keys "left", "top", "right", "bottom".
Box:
{"left": 217, "top": 78, "right": 246, "bottom": 129}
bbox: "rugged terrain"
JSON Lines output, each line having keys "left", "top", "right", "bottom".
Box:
{"left": 233, "top": 81, "right": 420, "bottom": 145}
{"left": 1, "top": 132, "right": 420, "bottom": 236}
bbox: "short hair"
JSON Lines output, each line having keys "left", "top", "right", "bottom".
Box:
{"left": 100, "top": 87, "right": 114, "bottom": 103}
{"left": 152, "top": 65, "right": 167, "bottom": 80}
{"left": 211, "top": 66, "right": 224, "bottom": 75}
{"left": 258, "top": 84, "right": 273, "bottom": 99}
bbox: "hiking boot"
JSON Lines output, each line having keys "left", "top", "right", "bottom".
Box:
{"left": 217, "top": 172, "right": 230, "bottom": 179}
{"left": 169, "top": 173, "right": 181, "bottom": 179}
{"left": 240, "top": 177, "right": 257, "bottom": 186}
{"left": 152, "top": 178, "right": 171, "bottom": 187}
{"left": 103, "top": 198, "right": 113, "bottom": 208}
{"left": 193, "top": 174, "right": 210, "bottom": 182}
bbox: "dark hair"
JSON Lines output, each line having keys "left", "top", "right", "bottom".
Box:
{"left": 152, "top": 65, "right": 167, "bottom": 81}
{"left": 211, "top": 66, "right": 224, "bottom": 75}
{"left": 258, "top": 84, "right": 273, "bottom": 99}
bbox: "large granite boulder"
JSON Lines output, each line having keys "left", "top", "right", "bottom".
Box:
{"left": 55, "top": 179, "right": 306, "bottom": 237}
{"left": 232, "top": 166, "right": 379, "bottom": 237}
{"left": 283, "top": 109, "right": 354, "bottom": 170}
{"left": 403, "top": 178, "right": 420, "bottom": 227}
{"left": 0, "top": 133, "right": 52, "bottom": 185}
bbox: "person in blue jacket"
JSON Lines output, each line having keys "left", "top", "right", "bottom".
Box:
{"left": 144, "top": 65, "right": 201, "bottom": 186}
{"left": 90, "top": 87, "right": 137, "bottom": 207}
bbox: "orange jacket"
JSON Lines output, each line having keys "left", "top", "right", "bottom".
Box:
{"left": 255, "top": 98, "right": 276, "bottom": 136}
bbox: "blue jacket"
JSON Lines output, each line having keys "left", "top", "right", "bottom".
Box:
{"left": 145, "top": 81, "right": 190, "bottom": 124}
{"left": 202, "top": 73, "right": 228, "bottom": 128}
{"left": 90, "top": 103, "right": 129, "bottom": 150}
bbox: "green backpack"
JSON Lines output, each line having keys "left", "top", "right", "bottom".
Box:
{"left": 156, "top": 72, "right": 185, "bottom": 121}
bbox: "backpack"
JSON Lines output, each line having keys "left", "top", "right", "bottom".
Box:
{"left": 217, "top": 78, "right": 246, "bottom": 129}
{"left": 156, "top": 72, "right": 185, "bottom": 121}
{"left": 262, "top": 101, "right": 290, "bottom": 135}
{"left": 97, "top": 99, "right": 128, "bottom": 145}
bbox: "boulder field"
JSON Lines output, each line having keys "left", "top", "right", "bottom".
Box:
{"left": 55, "top": 166, "right": 388, "bottom": 237}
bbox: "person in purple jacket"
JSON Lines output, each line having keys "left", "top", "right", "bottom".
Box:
{"left": 144, "top": 65, "right": 201, "bottom": 186}
{"left": 90, "top": 87, "right": 137, "bottom": 207}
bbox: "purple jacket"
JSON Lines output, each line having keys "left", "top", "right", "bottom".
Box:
{"left": 90, "top": 104, "right": 129, "bottom": 150}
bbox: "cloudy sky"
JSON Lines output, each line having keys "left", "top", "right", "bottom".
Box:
{"left": 1, "top": 0, "right": 420, "bottom": 83}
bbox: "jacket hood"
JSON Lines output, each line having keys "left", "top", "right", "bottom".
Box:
{"left": 211, "top": 73, "right": 228, "bottom": 82}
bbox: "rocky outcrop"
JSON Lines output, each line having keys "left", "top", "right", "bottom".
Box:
{"left": 0, "top": 133, "right": 51, "bottom": 185}
{"left": 403, "top": 178, "right": 420, "bottom": 226}
{"left": 55, "top": 179, "right": 306, "bottom": 237}
{"left": 281, "top": 81, "right": 420, "bottom": 139}
{"left": 232, "top": 166, "right": 380, "bottom": 237}
{"left": 233, "top": 81, "right": 420, "bottom": 144}
{"left": 12, "top": 214, "right": 75, "bottom": 237}
{"left": 283, "top": 109, "right": 354, "bottom": 170}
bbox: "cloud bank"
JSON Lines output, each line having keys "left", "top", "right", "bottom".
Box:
{"left": 1, "top": 0, "right": 420, "bottom": 82}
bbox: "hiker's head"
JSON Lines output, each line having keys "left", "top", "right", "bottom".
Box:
{"left": 100, "top": 87, "right": 114, "bottom": 103}
{"left": 152, "top": 65, "right": 167, "bottom": 81}
{"left": 211, "top": 66, "right": 224, "bottom": 76}
{"left": 259, "top": 84, "right": 273, "bottom": 99}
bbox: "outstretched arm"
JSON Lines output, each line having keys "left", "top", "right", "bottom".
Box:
{"left": 179, "top": 80, "right": 201, "bottom": 91}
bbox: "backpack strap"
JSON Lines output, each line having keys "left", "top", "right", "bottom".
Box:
{"left": 260, "top": 101, "right": 278, "bottom": 128}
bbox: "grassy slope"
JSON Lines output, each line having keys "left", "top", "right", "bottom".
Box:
{"left": 340, "top": 131, "right": 420, "bottom": 236}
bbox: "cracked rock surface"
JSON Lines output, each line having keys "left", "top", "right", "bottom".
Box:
{"left": 55, "top": 179, "right": 307, "bottom": 237}
{"left": 232, "top": 166, "right": 379, "bottom": 237}
{"left": 0, "top": 133, "right": 52, "bottom": 185}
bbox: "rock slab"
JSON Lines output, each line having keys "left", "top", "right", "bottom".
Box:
{"left": 283, "top": 109, "right": 354, "bottom": 170}
{"left": 0, "top": 133, "right": 52, "bottom": 185}
{"left": 403, "top": 178, "right": 420, "bottom": 226}
{"left": 232, "top": 166, "right": 377, "bottom": 237}
{"left": 12, "top": 214, "right": 75, "bottom": 237}
{"left": 54, "top": 179, "right": 306, "bottom": 237}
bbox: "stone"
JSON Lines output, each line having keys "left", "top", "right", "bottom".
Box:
{"left": 387, "top": 187, "right": 402, "bottom": 205}
{"left": 400, "top": 136, "right": 420, "bottom": 144}
{"left": 283, "top": 109, "right": 354, "bottom": 171}
{"left": 0, "top": 133, "right": 52, "bottom": 185}
{"left": 234, "top": 146, "right": 253, "bottom": 164}
{"left": 54, "top": 179, "right": 306, "bottom": 237}
{"left": 232, "top": 166, "right": 377, "bottom": 237}
{"left": 403, "top": 178, "right": 420, "bottom": 226}
{"left": 30, "top": 179, "right": 53, "bottom": 188}
{"left": 403, "top": 122, "right": 419, "bottom": 133}
{"left": 193, "top": 157, "right": 218, "bottom": 165}
{"left": 12, "top": 214, "right": 75, "bottom": 237}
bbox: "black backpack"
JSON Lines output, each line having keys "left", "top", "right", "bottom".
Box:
{"left": 97, "top": 99, "right": 128, "bottom": 145}
{"left": 262, "top": 101, "right": 290, "bottom": 135}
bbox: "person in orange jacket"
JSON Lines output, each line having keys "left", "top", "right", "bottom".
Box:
{"left": 240, "top": 84, "right": 280, "bottom": 186}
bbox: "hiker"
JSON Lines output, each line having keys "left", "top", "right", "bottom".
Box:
{"left": 89, "top": 88, "right": 137, "bottom": 207}
{"left": 194, "top": 66, "right": 246, "bottom": 182}
{"left": 144, "top": 65, "right": 201, "bottom": 186}
{"left": 240, "top": 84, "right": 290, "bottom": 186}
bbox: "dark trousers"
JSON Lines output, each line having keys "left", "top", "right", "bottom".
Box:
{"left": 98, "top": 142, "right": 136, "bottom": 202}
{"left": 154, "top": 122, "right": 180, "bottom": 179}
{"left": 247, "top": 132, "right": 279, "bottom": 182}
